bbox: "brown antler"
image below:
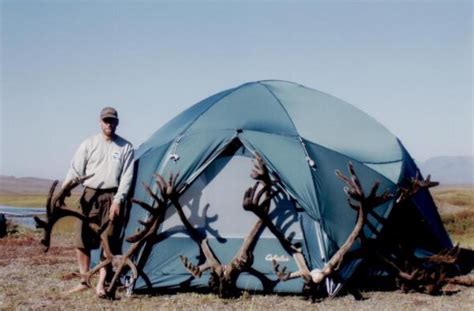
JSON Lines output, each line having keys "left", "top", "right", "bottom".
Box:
{"left": 426, "top": 244, "right": 461, "bottom": 264}
{"left": 92, "top": 173, "right": 176, "bottom": 298}
{"left": 261, "top": 162, "right": 393, "bottom": 294}
{"left": 230, "top": 155, "right": 274, "bottom": 271}
{"left": 379, "top": 252, "right": 448, "bottom": 294}
{"left": 396, "top": 172, "right": 439, "bottom": 203}
{"left": 378, "top": 243, "right": 472, "bottom": 295}
{"left": 34, "top": 174, "right": 94, "bottom": 252}
{"left": 178, "top": 154, "right": 278, "bottom": 296}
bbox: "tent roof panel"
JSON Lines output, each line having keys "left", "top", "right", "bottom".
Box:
{"left": 187, "top": 83, "right": 298, "bottom": 136}
{"left": 260, "top": 80, "right": 402, "bottom": 163}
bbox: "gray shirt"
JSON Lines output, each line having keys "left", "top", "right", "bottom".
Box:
{"left": 63, "top": 133, "right": 135, "bottom": 204}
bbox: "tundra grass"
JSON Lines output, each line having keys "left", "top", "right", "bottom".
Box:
{"left": 0, "top": 194, "right": 81, "bottom": 207}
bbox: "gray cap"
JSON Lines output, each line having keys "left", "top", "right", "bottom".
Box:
{"left": 100, "top": 107, "right": 119, "bottom": 120}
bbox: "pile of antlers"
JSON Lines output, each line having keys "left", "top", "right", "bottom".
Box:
{"left": 37, "top": 157, "right": 472, "bottom": 299}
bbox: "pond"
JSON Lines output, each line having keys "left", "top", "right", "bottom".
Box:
{"left": 0, "top": 205, "right": 46, "bottom": 229}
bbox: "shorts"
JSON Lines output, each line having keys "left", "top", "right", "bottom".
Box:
{"left": 73, "top": 187, "right": 121, "bottom": 251}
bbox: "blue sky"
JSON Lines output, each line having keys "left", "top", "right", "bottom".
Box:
{"left": 1, "top": 0, "right": 472, "bottom": 179}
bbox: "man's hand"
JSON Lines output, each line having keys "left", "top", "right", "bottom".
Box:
{"left": 109, "top": 201, "right": 121, "bottom": 221}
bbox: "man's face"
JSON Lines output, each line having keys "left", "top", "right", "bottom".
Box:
{"left": 101, "top": 118, "right": 119, "bottom": 137}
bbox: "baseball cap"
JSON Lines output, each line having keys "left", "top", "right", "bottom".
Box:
{"left": 100, "top": 107, "right": 119, "bottom": 120}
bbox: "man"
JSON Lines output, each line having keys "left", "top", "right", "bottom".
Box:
{"left": 62, "top": 107, "right": 134, "bottom": 297}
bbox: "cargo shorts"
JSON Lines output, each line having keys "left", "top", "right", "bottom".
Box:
{"left": 74, "top": 187, "right": 121, "bottom": 252}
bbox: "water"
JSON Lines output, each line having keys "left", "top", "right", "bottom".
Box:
{"left": 0, "top": 205, "right": 46, "bottom": 229}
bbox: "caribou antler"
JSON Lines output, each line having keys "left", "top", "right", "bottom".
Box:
{"left": 377, "top": 243, "right": 473, "bottom": 295}
{"left": 256, "top": 162, "right": 392, "bottom": 297}
{"left": 426, "top": 244, "right": 461, "bottom": 264}
{"left": 34, "top": 174, "right": 137, "bottom": 299}
{"left": 90, "top": 173, "right": 177, "bottom": 299}
{"left": 396, "top": 172, "right": 439, "bottom": 203}
{"left": 178, "top": 154, "right": 278, "bottom": 296}
{"left": 379, "top": 251, "right": 448, "bottom": 295}
{"left": 34, "top": 174, "right": 94, "bottom": 252}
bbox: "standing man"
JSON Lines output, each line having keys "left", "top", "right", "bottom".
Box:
{"left": 63, "top": 107, "right": 134, "bottom": 297}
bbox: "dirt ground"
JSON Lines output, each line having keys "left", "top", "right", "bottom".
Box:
{"left": 1, "top": 230, "right": 473, "bottom": 311}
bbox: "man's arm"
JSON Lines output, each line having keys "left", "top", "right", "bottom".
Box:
{"left": 62, "top": 140, "right": 88, "bottom": 189}
{"left": 109, "top": 146, "right": 135, "bottom": 220}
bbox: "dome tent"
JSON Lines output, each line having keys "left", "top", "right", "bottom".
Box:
{"left": 122, "top": 80, "right": 452, "bottom": 295}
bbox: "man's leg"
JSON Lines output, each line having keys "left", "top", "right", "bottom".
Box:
{"left": 96, "top": 267, "right": 107, "bottom": 297}
{"left": 76, "top": 248, "right": 91, "bottom": 276}
{"left": 67, "top": 248, "right": 91, "bottom": 293}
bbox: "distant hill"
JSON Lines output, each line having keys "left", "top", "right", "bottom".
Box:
{"left": 0, "top": 175, "right": 81, "bottom": 195}
{"left": 419, "top": 156, "right": 474, "bottom": 185}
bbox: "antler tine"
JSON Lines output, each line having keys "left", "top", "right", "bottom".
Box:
{"left": 126, "top": 229, "right": 146, "bottom": 243}
{"left": 52, "top": 174, "right": 94, "bottom": 207}
{"left": 338, "top": 163, "right": 392, "bottom": 210}
{"left": 397, "top": 173, "right": 439, "bottom": 203}
{"left": 46, "top": 180, "right": 59, "bottom": 216}
{"left": 168, "top": 172, "right": 179, "bottom": 188}
{"left": 348, "top": 162, "right": 364, "bottom": 196}
{"left": 154, "top": 174, "right": 167, "bottom": 198}
{"left": 180, "top": 255, "right": 207, "bottom": 278}
{"left": 243, "top": 183, "right": 259, "bottom": 212}
{"left": 427, "top": 244, "right": 461, "bottom": 264}
{"left": 166, "top": 172, "right": 180, "bottom": 198}
{"left": 180, "top": 238, "right": 221, "bottom": 278}
{"left": 272, "top": 260, "right": 291, "bottom": 281}
{"left": 367, "top": 181, "right": 381, "bottom": 200}
{"left": 141, "top": 182, "right": 164, "bottom": 206}
{"left": 127, "top": 189, "right": 168, "bottom": 244}
{"left": 131, "top": 198, "right": 156, "bottom": 214}
{"left": 335, "top": 169, "right": 351, "bottom": 184}
{"left": 243, "top": 184, "right": 275, "bottom": 214}
{"left": 250, "top": 154, "right": 273, "bottom": 185}
{"left": 99, "top": 221, "right": 114, "bottom": 261}
{"left": 417, "top": 174, "right": 439, "bottom": 188}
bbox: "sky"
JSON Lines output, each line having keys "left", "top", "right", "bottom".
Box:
{"left": 1, "top": 0, "right": 472, "bottom": 179}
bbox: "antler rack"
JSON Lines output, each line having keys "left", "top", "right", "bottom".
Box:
{"left": 250, "top": 162, "right": 393, "bottom": 299}
{"left": 178, "top": 154, "right": 279, "bottom": 297}
{"left": 34, "top": 175, "right": 94, "bottom": 252}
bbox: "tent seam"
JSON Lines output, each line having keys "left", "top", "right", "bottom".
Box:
{"left": 175, "top": 82, "right": 254, "bottom": 138}
{"left": 257, "top": 81, "right": 300, "bottom": 136}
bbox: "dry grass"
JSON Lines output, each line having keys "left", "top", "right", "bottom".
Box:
{"left": 0, "top": 194, "right": 81, "bottom": 208}
{"left": 1, "top": 230, "right": 473, "bottom": 310}
{"left": 432, "top": 186, "right": 474, "bottom": 248}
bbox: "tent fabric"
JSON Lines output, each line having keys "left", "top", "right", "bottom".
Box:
{"left": 122, "top": 80, "right": 451, "bottom": 294}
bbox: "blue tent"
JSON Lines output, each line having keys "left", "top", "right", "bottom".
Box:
{"left": 123, "top": 80, "right": 451, "bottom": 295}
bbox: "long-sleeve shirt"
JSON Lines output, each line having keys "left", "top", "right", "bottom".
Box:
{"left": 63, "top": 133, "right": 135, "bottom": 204}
